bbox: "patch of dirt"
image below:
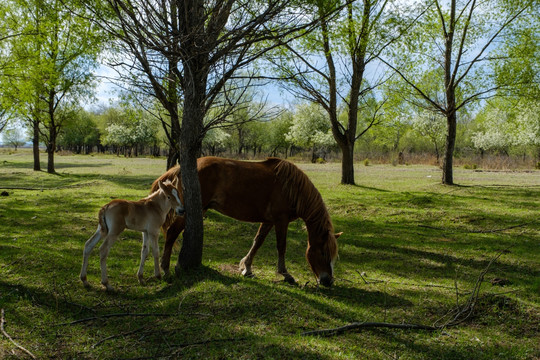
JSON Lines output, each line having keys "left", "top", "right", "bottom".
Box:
{"left": 218, "top": 263, "right": 241, "bottom": 275}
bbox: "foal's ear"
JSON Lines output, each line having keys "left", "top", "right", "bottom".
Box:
{"left": 334, "top": 232, "right": 343, "bottom": 239}
{"left": 158, "top": 180, "right": 165, "bottom": 191}
{"left": 172, "top": 177, "right": 179, "bottom": 187}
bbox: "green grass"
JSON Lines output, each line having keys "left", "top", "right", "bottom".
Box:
{"left": 1, "top": 149, "right": 539, "bottom": 359}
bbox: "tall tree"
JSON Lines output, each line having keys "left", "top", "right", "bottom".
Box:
{"left": 381, "top": 0, "right": 536, "bottom": 184}
{"left": 4, "top": 0, "right": 103, "bottom": 173}
{"left": 88, "top": 0, "right": 321, "bottom": 272}
{"left": 271, "top": 0, "right": 420, "bottom": 184}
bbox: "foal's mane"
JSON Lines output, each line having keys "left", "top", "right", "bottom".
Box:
{"left": 270, "top": 158, "right": 338, "bottom": 259}
{"left": 150, "top": 166, "right": 181, "bottom": 232}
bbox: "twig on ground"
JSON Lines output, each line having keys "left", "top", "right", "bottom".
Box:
{"left": 302, "top": 322, "right": 438, "bottom": 336}
{"left": 305, "top": 247, "right": 512, "bottom": 337}
{"left": 418, "top": 222, "right": 533, "bottom": 234}
{"left": 1, "top": 309, "right": 37, "bottom": 359}
{"left": 0, "top": 181, "right": 100, "bottom": 191}
{"left": 168, "top": 337, "right": 248, "bottom": 357}
{"left": 53, "top": 313, "right": 177, "bottom": 326}
{"left": 92, "top": 326, "right": 149, "bottom": 348}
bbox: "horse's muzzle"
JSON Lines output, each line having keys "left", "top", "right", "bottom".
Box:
{"left": 175, "top": 208, "right": 185, "bottom": 216}
{"left": 319, "top": 273, "right": 334, "bottom": 287}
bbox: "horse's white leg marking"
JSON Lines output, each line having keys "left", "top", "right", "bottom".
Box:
{"left": 239, "top": 223, "right": 273, "bottom": 277}
{"left": 137, "top": 231, "right": 150, "bottom": 284}
{"left": 80, "top": 226, "right": 102, "bottom": 286}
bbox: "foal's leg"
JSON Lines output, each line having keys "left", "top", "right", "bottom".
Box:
{"left": 239, "top": 223, "right": 273, "bottom": 277}
{"left": 137, "top": 231, "right": 151, "bottom": 284}
{"left": 99, "top": 233, "right": 119, "bottom": 291}
{"left": 275, "top": 221, "right": 295, "bottom": 285}
{"left": 161, "top": 217, "right": 185, "bottom": 277}
{"left": 149, "top": 230, "right": 161, "bottom": 280}
{"left": 80, "top": 226, "right": 102, "bottom": 288}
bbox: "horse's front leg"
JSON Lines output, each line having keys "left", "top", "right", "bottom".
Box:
{"left": 161, "top": 217, "right": 184, "bottom": 278}
{"left": 239, "top": 223, "right": 273, "bottom": 277}
{"left": 137, "top": 231, "right": 150, "bottom": 284}
{"left": 275, "top": 221, "right": 296, "bottom": 285}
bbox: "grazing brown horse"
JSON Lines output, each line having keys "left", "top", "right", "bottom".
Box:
{"left": 151, "top": 157, "right": 341, "bottom": 286}
{"left": 80, "top": 179, "right": 184, "bottom": 291}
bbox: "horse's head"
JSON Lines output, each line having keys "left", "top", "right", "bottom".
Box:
{"left": 306, "top": 231, "right": 342, "bottom": 287}
{"left": 158, "top": 178, "right": 185, "bottom": 216}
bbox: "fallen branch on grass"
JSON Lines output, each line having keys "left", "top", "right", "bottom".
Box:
{"left": 0, "top": 181, "right": 101, "bottom": 192}
{"left": 1, "top": 309, "right": 37, "bottom": 359}
{"left": 92, "top": 326, "right": 148, "bottom": 348}
{"left": 55, "top": 311, "right": 212, "bottom": 327}
{"left": 53, "top": 312, "right": 177, "bottom": 326}
{"left": 303, "top": 247, "right": 510, "bottom": 337}
{"left": 302, "top": 322, "right": 438, "bottom": 336}
{"left": 418, "top": 222, "right": 533, "bottom": 234}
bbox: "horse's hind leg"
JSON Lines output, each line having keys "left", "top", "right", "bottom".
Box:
{"left": 239, "top": 223, "right": 273, "bottom": 277}
{"left": 161, "top": 217, "right": 185, "bottom": 278}
{"left": 275, "top": 221, "right": 295, "bottom": 285}
{"left": 80, "top": 226, "right": 102, "bottom": 288}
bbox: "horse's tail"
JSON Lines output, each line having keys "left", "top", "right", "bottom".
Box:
{"left": 151, "top": 165, "right": 181, "bottom": 235}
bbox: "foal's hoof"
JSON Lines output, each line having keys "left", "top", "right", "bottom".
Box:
{"left": 82, "top": 281, "right": 91, "bottom": 289}
{"left": 102, "top": 283, "right": 115, "bottom": 292}
{"left": 138, "top": 275, "right": 146, "bottom": 285}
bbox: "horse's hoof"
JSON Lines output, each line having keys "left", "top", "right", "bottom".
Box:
{"left": 283, "top": 274, "right": 297, "bottom": 285}
{"left": 155, "top": 273, "right": 162, "bottom": 280}
{"left": 241, "top": 268, "right": 254, "bottom": 277}
{"left": 138, "top": 276, "right": 146, "bottom": 285}
{"left": 103, "top": 284, "right": 115, "bottom": 292}
{"left": 82, "top": 281, "right": 91, "bottom": 289}
{"left": 163, "top": 272, "right": 174, "bottom": 283}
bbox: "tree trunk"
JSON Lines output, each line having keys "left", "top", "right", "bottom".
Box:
{"left": 340, "top": 140, "right": 355, "bottom": 185}
{"left": 47, "top": 125, "right": 56, "bottom": 174}
{"left": 442, "top": 111, "right": 456, "bottom": 185}
{"left": 32, "top": 119, "right": 40, "bottom": 171}
{"left": 177, "top": 92, "right": 204, "bottom": 272}
{"left": 175, "top": 46, "right": 206, "bottom": 272}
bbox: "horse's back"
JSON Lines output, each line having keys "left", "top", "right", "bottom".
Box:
{"left": 197, "top": 157, "right": 292, "bottom": 222}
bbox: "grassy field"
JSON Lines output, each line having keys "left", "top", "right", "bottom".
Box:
{"left": 0, "top": 150, "right": 539, "bottom": 359}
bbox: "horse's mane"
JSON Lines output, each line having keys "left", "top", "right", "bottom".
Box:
{"left": 270, "top": 158, "right": 338, "bottom": 260}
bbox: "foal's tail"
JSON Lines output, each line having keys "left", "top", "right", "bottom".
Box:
{"left": 98, "top": 204, "right": 109, "bottom": 236}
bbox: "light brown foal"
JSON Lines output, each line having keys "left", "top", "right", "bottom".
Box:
{"left": 80, "top": 179, "right": 184, "bottom": 291}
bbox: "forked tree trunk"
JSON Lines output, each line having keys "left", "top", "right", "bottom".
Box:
{"left": 175, "top": 52, "right": 206, "bottom": 273}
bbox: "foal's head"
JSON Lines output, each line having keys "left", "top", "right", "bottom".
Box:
{"left": 158, "top": 178, "right": 185, "bottom": 216}
{"left": 306, "top": 231, "right": 342, "bottom": 287}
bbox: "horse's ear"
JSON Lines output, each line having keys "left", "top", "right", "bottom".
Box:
{"left": 158, "top": 180, "right": 165, "bottom": 191}
{"left": 172, "top": 177, "right": 179, "bottom": 187}
{"left": 334, "top": 232, "right": 343, "bottom": 239}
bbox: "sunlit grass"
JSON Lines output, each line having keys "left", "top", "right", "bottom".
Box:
{"left": 0, "top": 150, "right": 539, "bottom": 359}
